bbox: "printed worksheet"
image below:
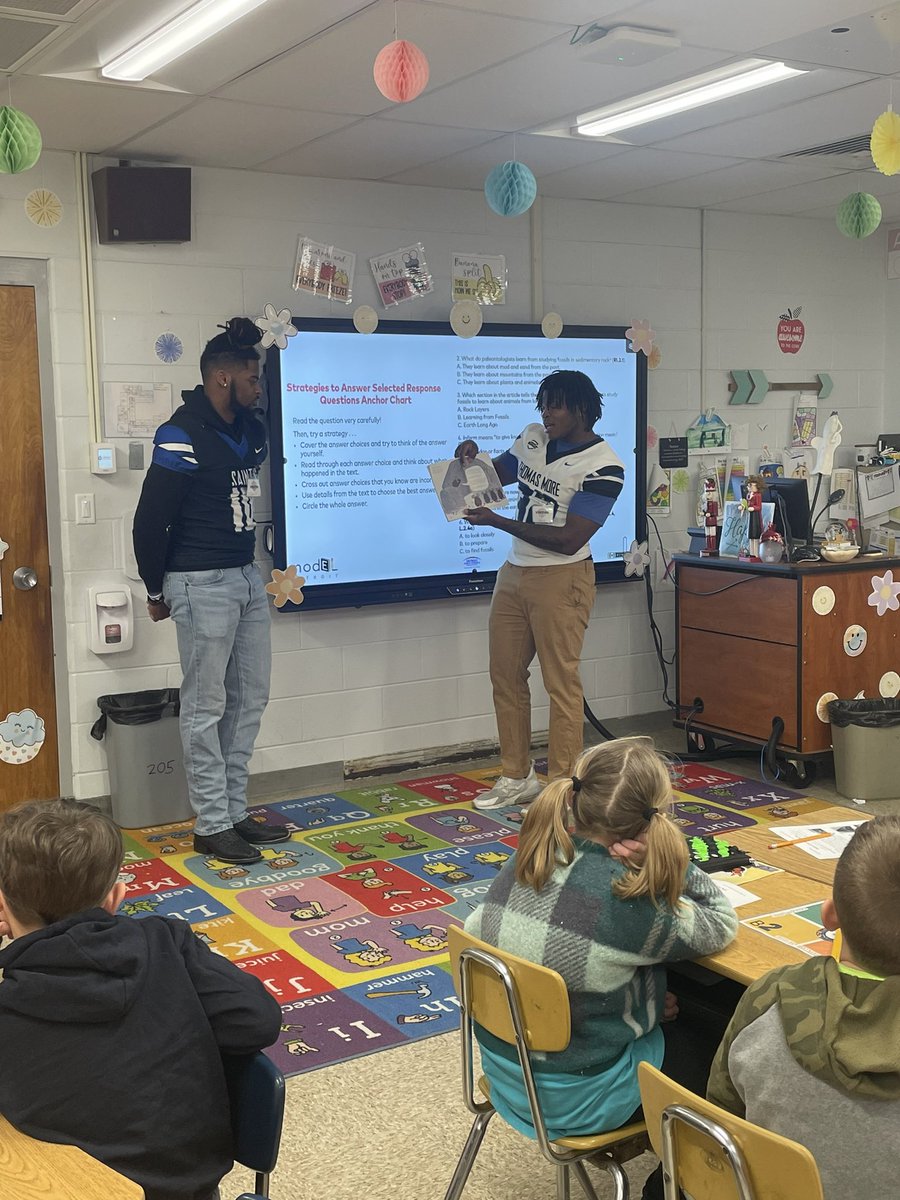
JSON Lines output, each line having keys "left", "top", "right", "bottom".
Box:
{"left": 770, "top": 820, "right": 865, "bottom": 859}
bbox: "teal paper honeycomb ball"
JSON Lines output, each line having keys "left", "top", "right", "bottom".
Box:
{"left": 484, "top": 160, "right": 537, "bottom": 216}
{"left": 0, "top": 106, "right": 42, "bottom": 174}
{"left": 836, "top": 191, "right": 882, "bottom": 239}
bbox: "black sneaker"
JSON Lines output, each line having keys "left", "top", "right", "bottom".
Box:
{"left": 193, "top": 829, "right": 262, "bottom": 864}
{"left": 233, "top": 817, "right": 292, "bottom": 845}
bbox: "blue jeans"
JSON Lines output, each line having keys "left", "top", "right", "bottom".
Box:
{"left": 164, "top": 564, "right": 271, "bottom": 836}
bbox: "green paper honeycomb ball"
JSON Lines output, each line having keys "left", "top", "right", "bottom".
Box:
{"left": 836, "top": 191, "right": 882, "bottom": 239}
{"left": 0, "top": 106, "right": 42, "bottom": 174}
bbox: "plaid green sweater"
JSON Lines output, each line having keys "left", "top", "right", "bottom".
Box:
{"left": 464, "top": 837, "right": 738, "bottom": 1074}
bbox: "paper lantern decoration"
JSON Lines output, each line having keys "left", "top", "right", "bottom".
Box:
{"left": 836, "top": 191, "right": 882, "bottom": 239}
{"left": 374, "top": 39, "right": 429, "bottom": 102}
{"left": 871, "top": 109, "right": 900, "bottom": 176}
{"left": 0, "top": 106, "right": 42, "bottom": 175}
{"left": 484, "top": 161, "right": 537, "bottom": 217}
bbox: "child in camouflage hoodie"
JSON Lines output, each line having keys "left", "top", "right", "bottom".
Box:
{"left": 708, "top": 815, "right": 900, "bottom": 1200}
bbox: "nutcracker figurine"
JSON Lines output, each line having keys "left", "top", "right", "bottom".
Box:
{"left": 702, "top": 476, "right": 719, "bottom": 555}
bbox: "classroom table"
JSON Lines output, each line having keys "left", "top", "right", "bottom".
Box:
{"left": 729, "top": 804, "right": 869, "bottom": 886}
{"left": 0, "top": 1113, "right": 142, "bottom": 1200}
{"left": 695, "top": 864, "right": 831, "bottom": 987}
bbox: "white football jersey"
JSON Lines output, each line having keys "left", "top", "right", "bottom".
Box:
{"left": 507, "top": 423, "right": 625, "bottom": 566}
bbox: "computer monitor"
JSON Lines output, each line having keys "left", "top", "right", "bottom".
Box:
{"left": 764, "top": 478, "right": 812, "bottom": 547}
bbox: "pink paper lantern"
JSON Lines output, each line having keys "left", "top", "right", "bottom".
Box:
{"left": 373, "top": 39, "right": 429, "bottom": 103}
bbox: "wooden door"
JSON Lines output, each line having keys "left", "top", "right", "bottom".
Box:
{"left": 0, "top": 284, "right": 59, "bottom": 807}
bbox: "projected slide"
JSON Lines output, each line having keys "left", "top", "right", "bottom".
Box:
{"left": 275, "top": 326, "right": 639, "bottom": 592}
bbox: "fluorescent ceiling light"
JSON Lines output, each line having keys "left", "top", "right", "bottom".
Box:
{"left": 102, "top": 0, "right": 271, "bottom": 81}
{"left": 575, "top": 59, "right": 807, "bottom": 137}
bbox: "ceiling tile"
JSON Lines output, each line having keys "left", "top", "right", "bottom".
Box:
{"left": 28, "top": 0, "right": 373, "bottom": 88}
{"left": 435, "top": 0, "right": 648, "bottom": 23}
{"left": 0, "top": 15, "right": 58, "bottom": 68}
{"left": 609, "top": 159, "right": 853, "bottom": 208}
{"left": 596, "top": 0, "right": 892, "bottom": 54}
{"left": 218, "top": 2, "right": 561, "bottom": 116}
{"left": 26, "top": 0, "right": 199, "bottom": 74}
{"left": 759, "top": 10, "right": 900, "bottom": 75}
{"left": 652, "top": 76, "right": 891, "bottom": 157}
{"left": 539, "top": 147, "right": 744, "bottom": 200}
{"left": 0, "top": 0, "right": 87, "bottom": 13}
{"left": 386, "top": 130, "right": 630, "bottom": 188}
{"left": 111, "top": 99, "right": 357, "bottom": 168}
{"left": 604, "top": 67, "right": 873, "bottom": 148}
{"left": 3, "top": 74, "right": 193, "bottom": 152}
{"left": 153, "top": 1, "right": 378, "bottom": 96}
{"left": 716, "top": 169, "right": 900, "bottom": 215}
{"left": 383, "top": 37, "right": 728, "bottom": 133}
{"left": 255, "top": 117, "right": 499, "bottom": 179}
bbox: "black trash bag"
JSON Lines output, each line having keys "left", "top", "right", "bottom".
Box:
{"left": 90, "top": 688, "right": 181, "bottom": 740}
{"left": 828, "top": 698, "right": 900, "bottom": 729}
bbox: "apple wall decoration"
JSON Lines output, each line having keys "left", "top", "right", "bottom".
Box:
{"left": 777, "top": 306, "right": 804, "bottom": 354}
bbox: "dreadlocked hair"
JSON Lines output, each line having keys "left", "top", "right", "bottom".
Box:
{"left": 200, "top": 316, "right": 262, "bottom": 378}
{"left": 535, "top": 369, "right": 603, "bottom": 428}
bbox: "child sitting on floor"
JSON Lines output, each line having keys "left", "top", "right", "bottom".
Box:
{"left": 0, "top": 799, "right": 282, "bottom": 1200}
{"left": 464, "top": 737, "right": 737, "bottom": 1193}
{"left": 708, "top": 814, "right": 900, "bottom": 1200}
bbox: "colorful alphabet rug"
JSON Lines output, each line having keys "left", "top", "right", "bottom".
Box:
{"left": 119, "top": 761, "right": 830, "bottom": 1078}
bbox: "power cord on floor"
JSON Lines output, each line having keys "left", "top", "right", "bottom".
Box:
{"left": 582, "top": 524, "right": 761, "bottom": 761}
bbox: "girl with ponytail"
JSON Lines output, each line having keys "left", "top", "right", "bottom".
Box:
{"left": 514, "top": 736, "right": 689, "bottom": 906}
{"left": 465, "top": 737, "right": 738, "bottom": 1197}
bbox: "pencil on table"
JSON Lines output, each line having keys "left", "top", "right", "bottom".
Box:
{"left": 767, "top": 831, "right": 832, "bottom": 850}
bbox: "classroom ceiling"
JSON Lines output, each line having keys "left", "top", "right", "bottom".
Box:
{"left": 5, "top": 0, "right": 900, "bottom": 218}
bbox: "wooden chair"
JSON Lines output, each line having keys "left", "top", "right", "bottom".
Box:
{"left": 637, "top": 1062, "right": 825, "bottom": 1200}
{"left": 445, "top": 925, "right": 648, "bottom": 1200}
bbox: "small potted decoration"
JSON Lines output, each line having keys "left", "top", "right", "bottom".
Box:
{"left": 759, "top": 523, "right": 784, "bottom": 563}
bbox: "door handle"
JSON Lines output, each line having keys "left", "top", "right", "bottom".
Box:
{"left": 12, "top": 566, "right": 38, "bottom": 590}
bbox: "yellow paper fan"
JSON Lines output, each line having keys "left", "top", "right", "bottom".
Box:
{"left": 871, "top": 110, "right": 900, "bottom": 176}
{"left": 24, "top": 188, "right": 62, "bottom": 227}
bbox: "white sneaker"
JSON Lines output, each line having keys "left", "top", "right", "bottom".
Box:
{"left": 473, "top": 765, "right": 542, "bottom": 810}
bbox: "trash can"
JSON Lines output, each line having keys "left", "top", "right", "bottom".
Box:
{"left": 90, "top": 689, "right": 192, "bottom": 829}
{"left": 828, "top": 698, "right": 900, "bottom": 801}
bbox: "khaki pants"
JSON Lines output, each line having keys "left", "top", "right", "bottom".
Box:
{"left": 488, "top": 558, "right": 595, "bottom": 781}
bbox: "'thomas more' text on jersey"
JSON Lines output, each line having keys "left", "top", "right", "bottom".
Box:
{"left": 505, "top": 424, "right": 625, "bottom": 566}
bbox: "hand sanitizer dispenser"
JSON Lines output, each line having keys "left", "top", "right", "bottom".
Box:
{"left": 88, "top": 586, "right": 133, "bottom": 654}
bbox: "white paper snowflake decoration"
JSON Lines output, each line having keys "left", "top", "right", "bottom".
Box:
{"left": 624, "top": 539, "right": 651, "bottom": 578}
{"left": 254, "top": 303, "right": 297, "bottom": 350}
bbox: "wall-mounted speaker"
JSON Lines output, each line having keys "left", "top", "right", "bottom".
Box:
{"left": 91, "top": 166, "right": 192, "bottom": 244}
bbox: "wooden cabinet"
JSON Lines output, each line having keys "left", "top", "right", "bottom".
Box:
{"left": 675, "top": 556, "right": 900, "bottom": 755}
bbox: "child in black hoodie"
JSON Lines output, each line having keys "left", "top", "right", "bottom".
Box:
{"left": 0, "top": 798, "right": 282, "bottom": 1200}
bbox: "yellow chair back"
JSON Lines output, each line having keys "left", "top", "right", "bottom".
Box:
{"left": 638, "top": 1062, "right": 824, "bottom": 1200}
{"left": 448, "top": 925, "right": 570, "bottom": 1053}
